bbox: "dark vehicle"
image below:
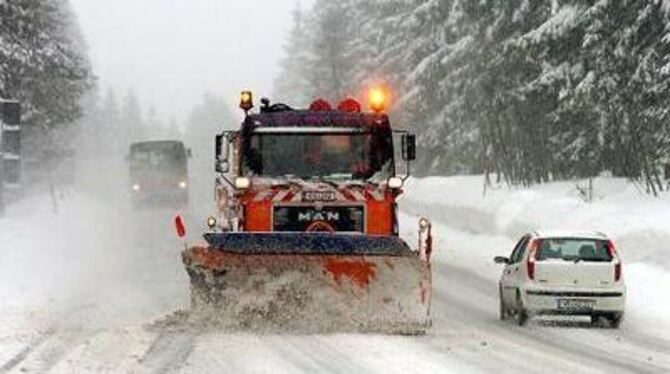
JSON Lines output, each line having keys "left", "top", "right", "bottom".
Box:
{"left": 128, "top": 140, "right": 190, "bottom": 208}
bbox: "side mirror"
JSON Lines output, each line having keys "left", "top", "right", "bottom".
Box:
{"left": 494, "top": 256, "right": 510, "bottom": 264}
{"left": 187, "top": 148, "right": 193, "bottom": 158}
{"left": 402, "top": 133, "right": 416, "bottom": 161}
{"left": 216, "top": 160, "right": 230, "bottom": 173}
{"left": 215, "top": 134, "right": 224, "bottom": 160}
{"left": 215, "top": 133, "right": 230, "bottom": 173}
{"left": 1, "top": 101, "right": 21, "bottom": 126}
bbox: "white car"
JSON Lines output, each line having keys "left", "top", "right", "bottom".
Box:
{"left": 495, "top": 230, "right": 625, "bottom": 327}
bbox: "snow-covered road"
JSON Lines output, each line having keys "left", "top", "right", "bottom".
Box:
{"left": 1, "top": 181, "right": 669, "bottom": 373}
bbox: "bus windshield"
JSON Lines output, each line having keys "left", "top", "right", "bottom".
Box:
{"left": 130, "top": 141, "right": 186, "bottom": 171}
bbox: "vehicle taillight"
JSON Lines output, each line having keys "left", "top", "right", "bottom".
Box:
{"left": 526, "top": 239, "right": 540, "bottom": 280}
{"left": 607, "top": 240, "right": 622, "bottom": 282}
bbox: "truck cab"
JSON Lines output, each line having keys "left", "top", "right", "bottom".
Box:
{"left": 128, "top": 140, "right": 190, "bottom": 208}
{"left": 213, "top": 95, "right": 417, "bottom": 237}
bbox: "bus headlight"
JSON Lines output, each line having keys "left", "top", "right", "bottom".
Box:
{"left": 235, "top": 177, "right": 250, "bottom": 190}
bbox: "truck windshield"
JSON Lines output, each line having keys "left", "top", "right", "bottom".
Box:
{"left": 130, "top": 142, "right": 185, "bottom": 171}
{"left": 241, "top": 131, "right": 393, "bottom": 181}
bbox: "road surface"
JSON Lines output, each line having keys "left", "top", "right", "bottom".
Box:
{"left": 0, "top": 166, "right": 668, "bottom": 373}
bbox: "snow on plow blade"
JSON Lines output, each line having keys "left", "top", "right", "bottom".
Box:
{"left": 182, "top": 233, "right": 432, "bottom": 334}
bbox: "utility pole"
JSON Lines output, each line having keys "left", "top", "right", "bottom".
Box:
{"left": 0, "top": 103, "right": 4, "bottom": 216}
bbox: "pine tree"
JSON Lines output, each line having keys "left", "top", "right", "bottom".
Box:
{"left": 273, "top": 3, "right": 312, "bottom": 106}
{"left": 274, "top": 0, "right": 670, "bottom": 192}
{"left": 0, "top": 0, "right": 93, "bottom": 135}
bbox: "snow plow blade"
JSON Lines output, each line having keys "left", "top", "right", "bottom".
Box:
{"left": 182, "top": 233, "right": 432, "bottom": 334}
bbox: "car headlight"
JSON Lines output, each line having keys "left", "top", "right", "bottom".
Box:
{"left": 132, "top": 184, "right": 141, "bottom": 192}
{"left": 235, "top": 177, "right": 250, "bottom": 189}
{"left": 179, "top": 181, "right": 187, "bottom": 189}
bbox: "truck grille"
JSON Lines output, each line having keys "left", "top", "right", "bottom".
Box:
{"left": 273, "top": 205, "right": 364, "bottom": 232}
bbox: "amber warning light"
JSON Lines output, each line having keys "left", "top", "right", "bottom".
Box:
{"left": 240, "top": 91, "right": 254, "bottom": 111}
{"left": 368, "top": 87, "right": 389, "bottom": 113}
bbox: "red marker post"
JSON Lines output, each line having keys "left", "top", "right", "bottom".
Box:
{"left": 175, "top": 214, "right": 187, "bottom": 249}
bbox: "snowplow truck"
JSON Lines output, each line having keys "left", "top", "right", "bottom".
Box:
{"left": 181, "top": 92, "right": 433, "bottom": 334}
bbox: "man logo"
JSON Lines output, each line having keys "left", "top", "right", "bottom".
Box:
{"left": 298, "top": 211, "right": 340, "bottom": 222}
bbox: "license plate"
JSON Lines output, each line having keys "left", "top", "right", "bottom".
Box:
{"left": 557, "top": 299, "right": 595, "bottom": 310}
{"left": 302, "top": 191, "right": 337, "bottom": 202}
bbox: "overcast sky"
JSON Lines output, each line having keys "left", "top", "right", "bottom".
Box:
{"left": 71, "top": 0, "right": 308, "bottom": 124}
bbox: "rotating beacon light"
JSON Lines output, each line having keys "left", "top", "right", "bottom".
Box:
{"left": 240, "top": 91, "right": 254, "bottom": 112}
{"left": 368, "top": 86, "right": 389, "bottom": 113}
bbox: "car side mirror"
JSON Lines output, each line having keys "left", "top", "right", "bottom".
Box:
{"left": 494, "top": 256, "right": 510, "bottom": 264}
{"left": 402, "top": 133, "right": 416, "bottom": 161}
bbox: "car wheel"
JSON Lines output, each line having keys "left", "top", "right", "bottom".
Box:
{"left": 608, "top": 313, "right": 624, "bottom": 329}
{"left": 590, "top": 313, "right": 602, "bottom": 326}
{"left": 499, "top": 286, "right": 508, "bottom": 320}
{"left": 515, "top": 291, "right": 528, "bottom": 326}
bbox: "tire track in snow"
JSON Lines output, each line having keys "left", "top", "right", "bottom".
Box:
{"left": 0, "top": 304, "right": 98, "bottom": 373}
{"left": 0, "top": 328, "right": 56, "bottom": 374}
{"left": 139, "top": 331, "right": 197, "bottom": 374}
{"left": 1, "top": 329, "right": 100, "bottom": 374}
{"left": 284, "top": 336, "right": 371, "bottom": 373}
{"left": 265, "top": 335, "right": 342, "bottom": 374}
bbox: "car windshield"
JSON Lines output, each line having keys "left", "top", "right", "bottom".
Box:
{"left": 241, "top": 131, "right": 393, "bottom": 182}
{"left": 130, "top": 142, "right": 186, "bottom": 171}
{"left": 536, "top": 238, "right": 612, "bottom": 262}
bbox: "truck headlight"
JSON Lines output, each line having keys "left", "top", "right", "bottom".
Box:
{"left": 388, "top": 176, "right": 403, "bottom": 189}
{"left": 235, "top": 177, "right": 250, "bottom": 189}
{"left": 206, "top": 216, "right": 217, "bottom": 229}
{"left": 179, "top": 181, "right": 187, "bottom": 189}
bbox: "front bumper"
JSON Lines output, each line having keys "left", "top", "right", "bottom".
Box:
{"left": 523, "top": 287, "right": 625, "bottom": 315}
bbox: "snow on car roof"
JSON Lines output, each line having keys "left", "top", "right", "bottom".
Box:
{"left": 532, "top": 229, "right": 608, "bottom": 240}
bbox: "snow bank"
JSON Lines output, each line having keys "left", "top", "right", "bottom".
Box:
{"left": 401, "top": 176, "right": 670, "bottom": 329}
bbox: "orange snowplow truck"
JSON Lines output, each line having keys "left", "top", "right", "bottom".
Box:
{"left": 181, "top": 91, "right": 433, "bottom": 334}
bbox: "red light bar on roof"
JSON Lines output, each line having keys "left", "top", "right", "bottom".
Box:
{"left": 309, "top": 98, "right": 332, "bottom": 111}
{"left": 337, "top": 98, "right": 362, "bottom": 113}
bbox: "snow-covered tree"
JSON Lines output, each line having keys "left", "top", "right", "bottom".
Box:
{"left": 0, "top": 0, "right": 93, "bottom": 143}
{"left": 274, "top": 0, "right": 670, "bottom": 191}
